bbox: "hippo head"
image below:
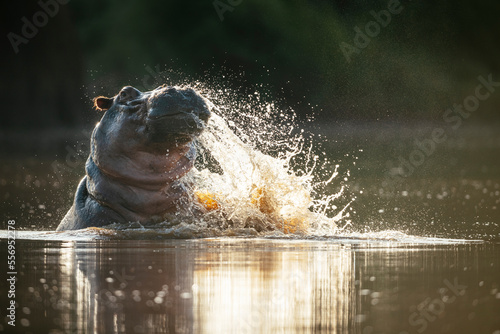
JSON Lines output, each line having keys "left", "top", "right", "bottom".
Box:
{"left": 94, "top": 85, "right": 211, "bottom": 148}
{"left": 88, "top": 85, "right": 212, "bottom": 193}
{"left": 55, "top": 85, "right": 212, "bottom": 231}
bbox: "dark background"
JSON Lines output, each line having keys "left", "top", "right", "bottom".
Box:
{"left": 1, "top": 0, "right": 500, "bottom": 134}
{"left": 0, "top": 0, "right": 500, "bottom": 237}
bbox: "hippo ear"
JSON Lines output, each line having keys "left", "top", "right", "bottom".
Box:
{"left": 93, "top": 96, "right": 113, "bottom": 111}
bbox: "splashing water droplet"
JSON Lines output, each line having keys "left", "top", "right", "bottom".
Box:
{"left": 175, "top": 90, "right": 351, "bottom": 236}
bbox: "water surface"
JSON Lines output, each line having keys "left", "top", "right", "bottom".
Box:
{"left": 0, "top": 238, "right": 499, "bottom": 334}
{"left": 1, "top": 122, "right": 500, "bottom": 333}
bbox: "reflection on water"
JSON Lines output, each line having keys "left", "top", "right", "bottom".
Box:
{"left": 1, "top": 239, "right": 499, "bottom": 333}
{"left": 193, "top": 241, "right": 353, "bottom": 333}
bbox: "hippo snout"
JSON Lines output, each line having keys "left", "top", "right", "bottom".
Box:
{"left": 147, "top": 86, "right": 211, "bottom": 120}
{"left": 146, "top": 86, "right": 211, "bottom": 142}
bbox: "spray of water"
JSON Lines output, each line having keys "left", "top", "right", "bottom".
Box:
{"left": 148, "top": 81, "right": 353, "bottom": 238}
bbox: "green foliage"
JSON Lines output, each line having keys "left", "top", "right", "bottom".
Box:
{"left": 69, "top": 0, "right": 500, "bottom": 120}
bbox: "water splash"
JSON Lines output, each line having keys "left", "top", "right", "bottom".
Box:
{"left": 83, "top": 74, "right": 353, "bottom": 238}
{"left": 168, "top": 87, "right": 352, "bottom": 237}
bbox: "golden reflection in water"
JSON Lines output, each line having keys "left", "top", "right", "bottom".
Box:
{"left": 51, "top": 241, "right": 357, "bottom": 333}
{"left": 192, "top": 243, "right": 355, "bottom": 333}
{"left": 57, "top": 242, "right": 96, "bottom": 333}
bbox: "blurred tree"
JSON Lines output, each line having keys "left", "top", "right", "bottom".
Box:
{"left": 2, "top": 0, "right": 499, "bottom": 130}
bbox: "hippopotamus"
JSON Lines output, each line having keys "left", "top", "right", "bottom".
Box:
{"left": 56, "top": 85, "right": 211, "bottom": 231}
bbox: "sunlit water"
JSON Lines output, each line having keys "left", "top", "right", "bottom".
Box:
{"left": 1, "top": 80, "right": 500, "bottom": 332}
{"left": 0, "top": 239, "right": 499, "bottom": 334}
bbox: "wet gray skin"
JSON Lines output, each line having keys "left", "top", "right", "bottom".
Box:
{"left": 56, "top": 85, "right": 211, "bottom": 231}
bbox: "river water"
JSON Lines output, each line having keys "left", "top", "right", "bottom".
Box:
{"left": 0, "top": 238, "right": 499, "bottom": 333}
{"left": 1, "top": 118, "right": 500, "bottom": 333}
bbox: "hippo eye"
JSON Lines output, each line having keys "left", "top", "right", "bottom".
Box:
{"left": 120, "top": 91, "right": 127, "bottom": 98}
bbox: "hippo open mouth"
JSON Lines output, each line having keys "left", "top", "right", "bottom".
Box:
{"left": 56, "top": 85, "right": 212, "bottom": 231}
